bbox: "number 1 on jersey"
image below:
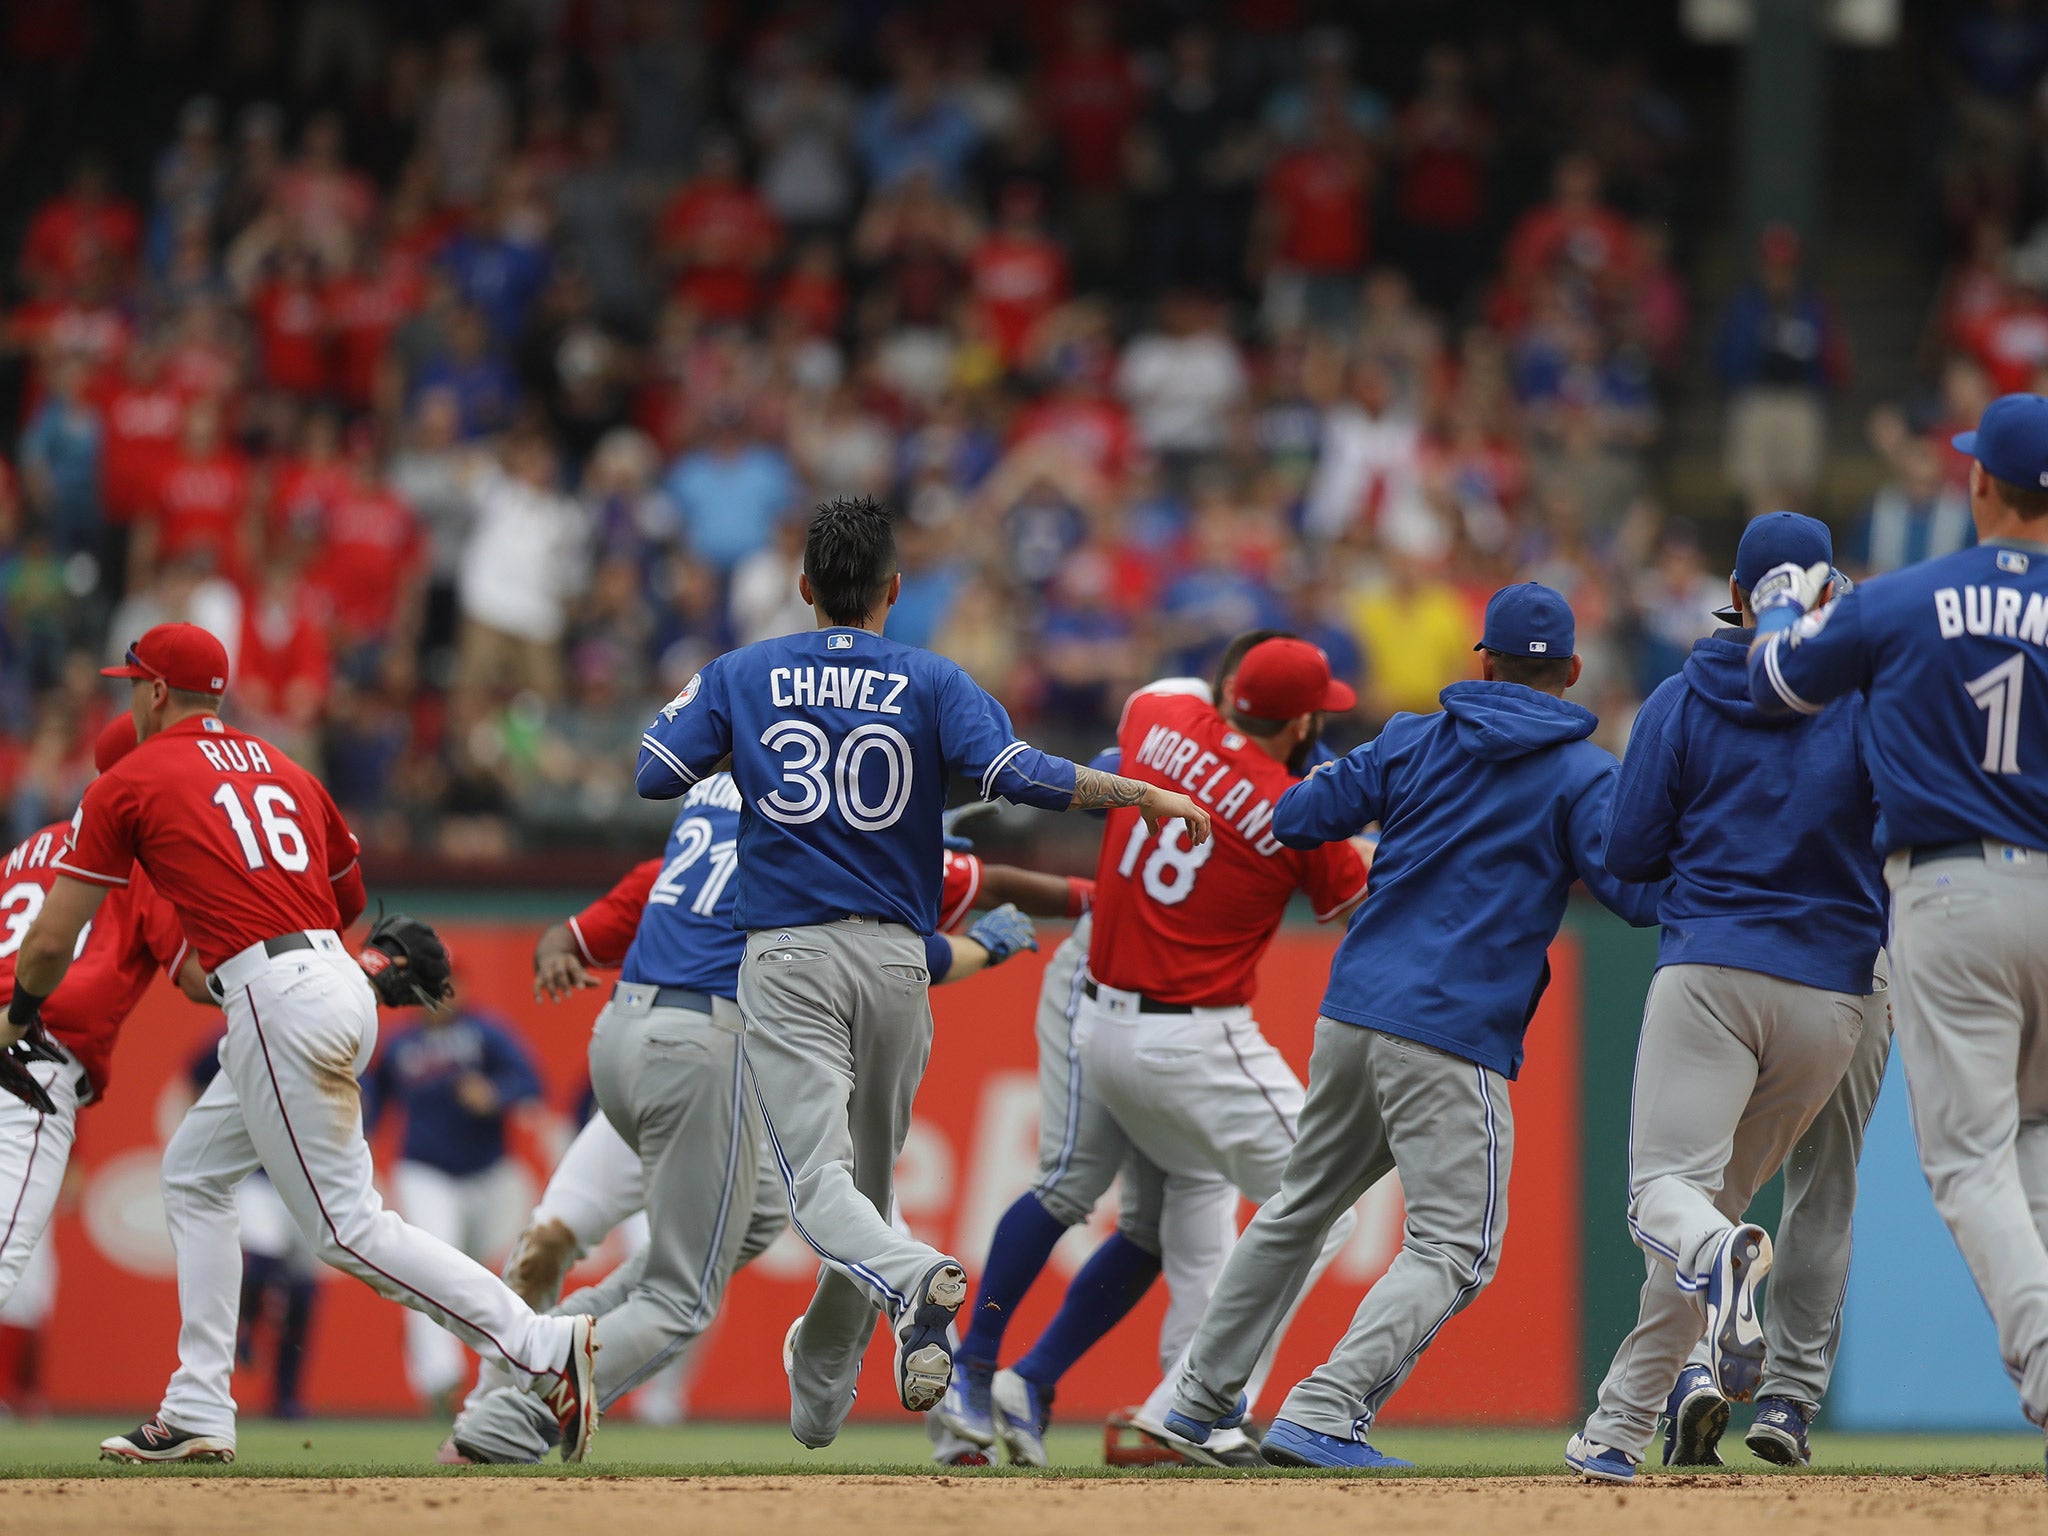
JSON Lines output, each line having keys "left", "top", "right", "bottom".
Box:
{"left": 212, "top": 783, "right": 311, "bottom": 872}
{"left": 1117, "top": 818, "right": 1215, "bottom": 906}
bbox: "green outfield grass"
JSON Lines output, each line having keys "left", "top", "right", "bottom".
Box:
{"left": 0, "top": 1418, "right": 2037, "bottom": 1478}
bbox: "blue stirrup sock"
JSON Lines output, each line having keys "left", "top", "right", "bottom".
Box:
{"left": 957, "top": 1192, "right": 1069, "bottom": 1364}
{"left": 1012, "top": 1232, "right": 1163, "bottom": 1388}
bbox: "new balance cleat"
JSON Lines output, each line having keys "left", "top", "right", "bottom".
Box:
{"left": 1745, "top": 1395, "right": 1814, "bottom": 1466}
{"left": 1261, "top": 1418, "right": 1411, "bottom": 1469}
{"left": 99, "top": 1417, "right": 235, "bottom": 1464}
{"left": 1662, "top": 1363, "right": 1729, "bottom": 1466}
{"left": 1565, "top": 1432, "right": 1639, "bottom": 1483}
{"left": 1703, "top": 1224, "right": 1773, "bottom": 1402}
{"left": 536, "top": 1314, "right": 599, "bottom": 1463}
{"left": 895, "top": 1261, "right": 968, "bottom": 1413}
{"left": 990, "top": 1367, "right": 1054, "bottom": 1467}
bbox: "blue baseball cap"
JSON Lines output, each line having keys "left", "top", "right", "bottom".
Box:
{"left": 1474, "top": 581, "right": 1575, "bottom": 658}
{"left": 1952, "top": 393, "right": 2048, "bottom": 490}
{"left": 1714, "top": 510, "right": 1835, "bottom": 622}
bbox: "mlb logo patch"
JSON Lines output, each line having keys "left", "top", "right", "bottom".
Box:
{"left": 202, "top": 717, "right": 224, "bottom": 732}
{"left": 827, "top": 634, "right": 854, "bottom": 650}
{"left": 1529, "top": 641, "right": 1548, "bottom": 654}
{"left": 1222, "top": 732, "right": 1246, "bottom": 751}
{"left": 1997, "top": 549, "right": 2031, "bottom": 575}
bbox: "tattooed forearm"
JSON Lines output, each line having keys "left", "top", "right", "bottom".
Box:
{"left": 1070, "top": 767, "right": 1152, "bottom": 811}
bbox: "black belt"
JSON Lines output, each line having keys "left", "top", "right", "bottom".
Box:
{"left": 1084, "top": 978, "right": 1195, "bottom": 1014}
{"left": 206, "top": 933, "right": 317, "bottom": 1000}
{"left": 1911, "top": 840, "right": 1990, "bottom": 867}
{"left": 613, "top": 982, "right": 715, "bottom": 1014}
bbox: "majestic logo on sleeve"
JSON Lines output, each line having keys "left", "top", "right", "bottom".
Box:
{"left": 661, "top": 674, "right": 702, "bottom": 721}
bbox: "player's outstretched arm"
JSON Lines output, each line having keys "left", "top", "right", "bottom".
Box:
{"left": 1070, "top": 766, "right": 1211, "bottom": 845}
{"left": 6, "top": 875, "right": 109, "bottom": 1044}
{"left": 533, "top": 921, "right": 596, "bottom": 1002}
{"left": 978, "top": 864, "right": 1093, "bottom": 921}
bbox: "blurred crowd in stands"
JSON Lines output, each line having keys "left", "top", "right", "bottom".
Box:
{"left": 0, "top": 2, "right": 1726, "bottom": 862}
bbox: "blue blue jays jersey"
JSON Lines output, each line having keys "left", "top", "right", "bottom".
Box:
{"left": 621, "top": 775, "right": 747, "bottom": 995}
{"left": 1750, "top": 539, "right": 2048, "bottom": 855}
{"left": 366, "top": 1009, "right": 544, "bottom": 1177}
{"left": 635, "top": 628, "right": 1080, "bottom": 932}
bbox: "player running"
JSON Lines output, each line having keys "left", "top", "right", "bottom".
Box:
{"left": 636, "top": 495, "right": 1208, "bottom": 1446}
{"left": 1565, "top": 514, "right": 1889, "bottom": 1483}
{"left": 1167, "top": 583, "right": 1663, "bottom": 1468}
{"left": 0, "top": 715, "right": 213, "bottom": 1306}
{"left": 3, "top": 623, "right": 600, "bottom": 1464}
{"left": 955, "top": 636, "right": 1371, "bottom": 1468}
{"left": 1746, "top": 394, "right": 2048, "bottom": 1464}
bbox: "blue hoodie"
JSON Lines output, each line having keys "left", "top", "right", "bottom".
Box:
{"left": 1276, "top": 681, "right": 1663, "bottom": 1079}
{"left": 1609, "top": 628, "right": 1884, "bottom": 996}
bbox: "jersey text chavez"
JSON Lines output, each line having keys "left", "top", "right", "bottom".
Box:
{"left": 768, "top": 665, "right": 910, "bottom": 714}
{"left": 1131, "top": 721, "right": 1284, "bottom": 854}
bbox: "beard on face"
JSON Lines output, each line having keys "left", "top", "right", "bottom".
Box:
{"left": 1286, "top": 713, "right": 1326, "bottom": 776}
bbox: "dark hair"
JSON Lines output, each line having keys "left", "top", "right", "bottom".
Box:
{"left": 1990, "top": 474, "right": 2048, "bottom": 520}
{"left": 1210, "top": 627, "right": 1295, "bottom": 700}
{"left": 168, "top": 686, "right": 223, "bottom": 709}
{"left": 1222, "top": 707, "right": 1295, "bottom": 739}
{"left": 804, "top": 496, "right": 899, "bottom": 625}
{"left": 1488, "top": 652, "right": 1575, "bottom": 691}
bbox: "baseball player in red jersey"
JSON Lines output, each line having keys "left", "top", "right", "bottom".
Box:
{"left": 992, "top": 637, "right": 1372, "bottom": 1449}
{"left": 0, "top": 715, "right": 213, "bottom": 1305}
{"left": 5, "top": 624, "right": 598, "bottom": 1465}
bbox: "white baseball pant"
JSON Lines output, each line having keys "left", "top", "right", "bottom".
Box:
{"left": 393, "top": 1157, "right": 533, "bottom": 1402}
{"left": 0, "top": 1040, "right": 83, "bottom": 1308}
{"left": 156, "top": 933, "right": 577, "bottom": 1441}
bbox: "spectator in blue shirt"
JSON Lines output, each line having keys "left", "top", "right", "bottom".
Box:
{"left": 438, "top": 180, "right": 554, "bottom": 345}
{"left": 660, "top": 406, "right": 802, "bottom": 572}
{"left": 410, "top": 306, "right": 521, "bottom": 440}
{"left": 858, "top": 44, "right": 981, "bottom": 193}
{"left": 19, "top": 354, "right": 104, "bottom": 559}
{"left": 1851, "top": 436, "right": 1976, "bottom": 574}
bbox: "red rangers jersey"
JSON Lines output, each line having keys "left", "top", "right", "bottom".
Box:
{"left": 1089, "top": 690, "right": 1368, "bottom": 1007}
{"left": 567, "top": 849, "right": 988, "bottom": 968}
{"left": 58, "top": 716, "right": 367, "bottom": 970}
{"left": 1, "top": 820, "right": 189, "bottom": 1097}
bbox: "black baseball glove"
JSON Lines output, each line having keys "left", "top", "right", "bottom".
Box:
{"left": 0, "top": 1028, "right": 63, "bottom": 1115}
{"left": 357, "top": 911, "right": 456, "bottom": 1012}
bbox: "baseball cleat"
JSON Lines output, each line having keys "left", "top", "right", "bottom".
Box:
{"left": 1745, "top": 1396, "right": 1814, "bottom": 1466}
{"left": 1662, "top": 1363, "right": 1728, "bottom": 1466}
{"left": 434, "top": 1437, "right": 477, "bottom": 1465}
{"left": 895, "top": 1261, "right": 969, "bottom": 1413}
{"left": 1128, "top": 1404, "right": 1261, "bottom": 1467}
{"left": 990, "top": 1367, "right": 1054, "bottom": 1467}
{"left": 99, "top": 1417, "right": 236, "bottom": 1463}
{"left": 537, "top": 1313, "right": 599, "bottom": 1463}
{"left": 936, "top": 1353, "right": 997, "bottom": 1447}
{"left": 1260, "top": 1418, "right": 1411, "bottom": 1469}
{"left": 1565, "top": 1432, "right": 1639, "bottom": 1483}
{"left": 1161, "top": 1391, "right": 1249, "bottom": 1446}
{"left": 928, "top": 1417, "right": 993, "bottom": 1466}
{"left": 1703, "top": 1224, "right": 1773, "bottom": 1403}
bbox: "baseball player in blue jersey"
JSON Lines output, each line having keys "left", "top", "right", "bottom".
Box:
{"left": 1747, "top": 394, "right": 2048, "bottom": 1467}
{"left": 635, "top": 496, "right": 1209, "bottom": 1444}
{"left": 366, "top": 993, "right": 546, "bottom": 1410}
{"left": 1565, "top": 514, "right": 1889, "bottom": 1483}
{"left": 1164, "top": 583, "right": 1664, "bottom": 1468}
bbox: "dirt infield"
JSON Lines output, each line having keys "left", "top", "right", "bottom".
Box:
{"left": 4, "top": 1472, "right": 2043, "bottom": 1536}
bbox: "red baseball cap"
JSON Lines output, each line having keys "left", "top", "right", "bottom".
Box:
{"left": 101, "top": 623, "right": 230, "bottom": 696}
{"left": 1231, "top": 638, "right": 1357, "bottom": 719}
{"left": 93, "top": 713, "right": 139, "bottom": 772}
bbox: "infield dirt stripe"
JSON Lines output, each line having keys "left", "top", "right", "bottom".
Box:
{"left": 3, "top": 1473, "right": 2045, "bottom": 1536}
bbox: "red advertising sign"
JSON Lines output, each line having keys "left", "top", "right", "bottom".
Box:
{"left": 39, "top": 924, "right": 1581, "bottom": 1426}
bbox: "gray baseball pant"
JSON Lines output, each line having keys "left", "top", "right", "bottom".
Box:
{"left": 1674, "top": 955, "right": 1895, "bottom": 1409}
{"left": 1885, "top": 844, "right": 2048, "bottom": 1424}
{"left": 449, "top": 987, "right": 780, "bottom": 1461}
{"left": 739, "top": 917, "right": 952, "bottom": 1446}
{"left": 1173, "top": 1022, "right": 1508, "bottom": 1440}
{"left": 1585, "top": 963, "right": 1868, "bottom": 1457}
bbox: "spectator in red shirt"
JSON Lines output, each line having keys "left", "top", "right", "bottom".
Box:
{"left": 9, "top": 249, "right": 134, "bottom": 414}
{"left": 656, "top": 137, "right": 781, "bottom": 324}
{"left": 970, "top": 183, "right": 1070, "bottom": 370}
{"left": 1040, "top": 3, "right": 1140, "bottom": 281}
{"left": 1253, "top": 101, "right": 1374, "bottom": 335}
{"left": 272, "top": 407, "right": 353, "bottom": 549}
{"left": 236, "top": 555, "right": 332, "bottom": 762}
{"left": 247, "top": 242, "right": 333, "bottom": 398}
{"left": 327, "top": 238, "right": 424, "bottom": 413}
{"left": 772, "top": 238, "right": 848, "bottom": 338}
{"left": 18, "top": 154, "right": 142, "bottom": 298}
{"left": 133, "top": 396, "right": 256, "bottom": 589}
{"left": 311, "top": 432, "right": 425, "bottom": 668}
{"left": 1497, "top": 152, "right": 1638, "bottom": 331}
{"left": 92, "top": 344, "right": 191, "bottom": 595}
{"left": 272, "top": 110, "right": 378, "bottom": 268}
{"left": 1392, "top": 44, "right": 1493, "bottom": 314}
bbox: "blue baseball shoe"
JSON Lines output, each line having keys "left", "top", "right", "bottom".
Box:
{"left": 1260, "top": 1419, "right": 1412, "bottom": 1469}
{"left": 1662, "top": 1364, "right": 1729, "bottom": 1466}
{"left": 936, "top": 1354, "right": 996, "bottom": 1448}
{"left": 1161, "top": 1391, "right": 1248, "bottom": 1446}
{"left": 895, "top": 1261, "right": 969, "bottom": 1414}
{"left": 1703, "top": 1223, "right": 1773, "bottom": 1403}
{"left": 1745, "top": 1396, "right": 1814, "bottom": 1466}
{"left": 1565, "top": 1432, "right": 1639, "bottom": 1483}
{"left": 990, "top": 1368, "right": 1054, "bottom": 1467}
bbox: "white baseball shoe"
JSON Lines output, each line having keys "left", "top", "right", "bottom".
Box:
{"left": 1703, "top": 1224, "right": 1772, "bottom": 1403}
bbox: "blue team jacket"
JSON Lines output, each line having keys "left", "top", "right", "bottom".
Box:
{"left": 1610, "top": 631, "right": 1884, "bottom": 996}
{"left": 1275, "top": 681, "right": 1663, "bottom": 1079}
